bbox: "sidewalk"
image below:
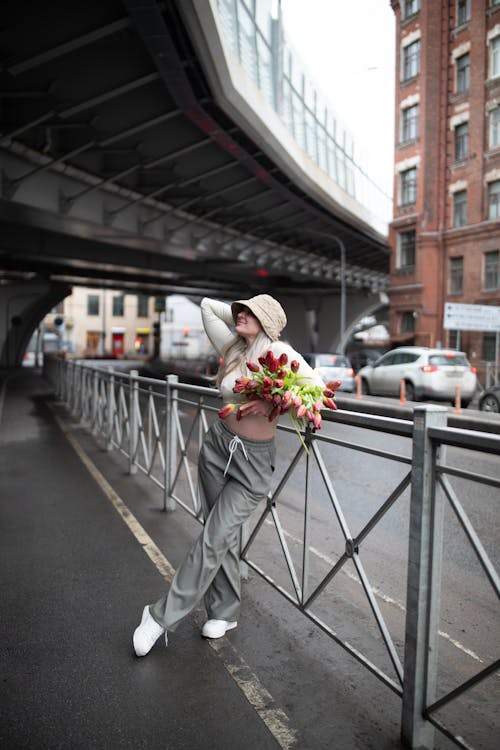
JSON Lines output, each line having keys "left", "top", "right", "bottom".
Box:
{"left": 0, "top": 369, "right": 281, "bottom": 750}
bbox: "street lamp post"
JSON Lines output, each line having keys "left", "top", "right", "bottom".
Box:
{"left": 306, "top": 230, "right": 347, "bottom": 352}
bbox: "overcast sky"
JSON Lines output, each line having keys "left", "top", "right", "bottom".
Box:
{"left": 280, "top": 0, "right": 396, "bottom": 196}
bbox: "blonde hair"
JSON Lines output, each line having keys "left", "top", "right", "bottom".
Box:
{"left": 216, "top": 330, "right": 273, "bottom": 389}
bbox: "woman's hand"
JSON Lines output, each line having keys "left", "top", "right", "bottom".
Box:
{"left": 237, "top": 399, "right": 272, "bottom": 419}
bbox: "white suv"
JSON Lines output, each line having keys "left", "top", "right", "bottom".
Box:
{"left": 358, "top": 347, "right": 477, "bottom": 406}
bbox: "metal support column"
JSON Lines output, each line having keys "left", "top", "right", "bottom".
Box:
{"left": 128, "top": 370, "right": 139, "bottom": 475}
{"left": 163, "top": 374, "right": 178, "bottom": 511}
{"left": 401, "top": 405, "right": 447, "bottom": 749}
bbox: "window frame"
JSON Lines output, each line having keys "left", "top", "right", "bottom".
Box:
{"left": 401, "top": 311, "right": 416, "bottom": 333}
{"left": 454, "top": 121, "right": 468, "bottom": 161}
{"left": 484, "top": 249, "right": 499, "bottom": 291}
{"left": 490, "top": 36, "right": 500, "bottom": 79}
{"left": 489, "top": 106, "right": 500, "bottom": 149}
{"left": 137, "top": 294, "right": 149, "bottom": 318}
{"left": 400, "top": 104, "right": 419, "bottom": 143}
{"left": 402, "top": 40, "right": 420, "bottom": 81}
{"left": 400, "top": 167, "right": 417, "bottom": 206}
{"left": 455, "top": 52, "right": 470, "bottom": 94}
{"left": 449, "top": 256, "right": 464, "bottom": 295}
{"left": 452, "top": 189, "right": 467, "bottom": 227}
{"left": 398, "top": 229, "right": 416, "bottom": 270}
{"left": 456, "top": 0, "right": 471, "bottom": 26}
{"left": 402, "top": 0, "right": 420, "bottom": 20}
{"left": 488, "top": 180, "right": 500, "bottom": 220}
{"left": 87, "top": 294, "right": 100, "bottom": 316}
{"left": 112, "top": 294, "right": 124, "bottom": 317}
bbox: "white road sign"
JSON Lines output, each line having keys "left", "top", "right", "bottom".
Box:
{"left": 444, "top": 303, "right": 500, "bottom": 332}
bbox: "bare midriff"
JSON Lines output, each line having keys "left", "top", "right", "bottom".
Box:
{"left": 222, "top": 412, "right": 277, "bottom": 441}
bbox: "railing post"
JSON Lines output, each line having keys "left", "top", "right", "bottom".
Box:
{"left": 128, "top": 370, "right": 139, "bottom": 475}
{"left": 106, "top": 367, "right": 115, "bottom": 451}
{"left": 401, "top": 405, "right": 447, "bottom": 749}
{"left": 91, "top": 368, "right": 99, "bottom": 435}
{"left": 163, "top": 374, "right": 178, "bottom": 511}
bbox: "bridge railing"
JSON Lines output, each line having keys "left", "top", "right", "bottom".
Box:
{"left": 44, "top": 356, "right": 499, "bottom": 750}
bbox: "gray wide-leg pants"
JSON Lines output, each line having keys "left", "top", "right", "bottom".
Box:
{"left": 150, "top": 419, "right": 275, "bottom": 631}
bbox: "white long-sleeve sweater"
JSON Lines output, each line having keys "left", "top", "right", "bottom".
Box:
{"left": 200, "top": 297, "right": 324, "bottom": 404}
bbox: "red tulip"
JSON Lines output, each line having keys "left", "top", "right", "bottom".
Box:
{"left": 296, "top": 404, "right": 306, "bottom": 418}
{"left": 313, "top": 413, "right": 322, "bottom": 430}
{"left": 277, "top": 368, "right": 287, "bottom": 378}
{"left": 326, "top": 380, "right": 342, "bottom": 391}
{"left": 306, "top": 410, "right": 313, "bottom": 422}
{"left": 258, "top": 356, "right": 267, "bottom": 367}
{"left": 279, "top": 352, "right": 288, "bottom": 366}
{"left": 246, "top": 360, "right": 260, "bottom": 373}
{"left": 313, "top": 401, "right": 322, "bottom": 412}
{"left": 268, "top": 357, "right": 279, "bottom": 373}
{"left": 262, "top": 376, "right": 272, "bottom": 387}
{"left": 323, "top": 388, "right": 335, "bottom": 398}
{"left": 246, "top": 379, "right": 259, "bottom": 390}
{"left": 218, "top": 403, "right": 235, "bottom": 419}
{"left": 282, "top": 390, "right": 292, "bottom": 404}
{"left": 323, "top": 397, "right": 338, "bottom": 410}
{"left": 272, "top": 394, "right": 281, "bottom": 406}
{"left": 268, "top": 405, "right": 280, "bottom": 422}
{"left": 265, "top": 350, "right": 276, "bottom": 366}
{"left": 291, "top": 360, "right": 300, "bottom": 373}
{"left": 273, "top": 379, "right": 284, "bottom": 389}
{"left": 293, "top": 395, "right": 302, "bottom": 407}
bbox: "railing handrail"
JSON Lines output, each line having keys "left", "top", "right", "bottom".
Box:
{"left": 44, "top": 357, "right": 499, "bottom": 750}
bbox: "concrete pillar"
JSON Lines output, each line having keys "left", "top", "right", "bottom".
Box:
{"left": 278, "top": 290, "right": 387, "bottom": 353}
{"left": 0, "top": 280, "right": 70, "bottom": 367}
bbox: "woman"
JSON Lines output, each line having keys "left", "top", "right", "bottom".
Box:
{"left": 133, "top": 294, "right": 324, "bottom": 656}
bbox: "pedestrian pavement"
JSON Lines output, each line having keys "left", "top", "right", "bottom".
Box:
{"left": 1, "top": 367, "right": 425, "bottom": 750}
{"left": 0, "top": 369, "right": 282, "bottom": 750}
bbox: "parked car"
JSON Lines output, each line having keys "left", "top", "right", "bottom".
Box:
{"left": 478, "top": 384, "right": 500, "bottom": 412}
{"left": 357, "top": 347, "right": 477, "bottom": 406}
{"left": 302, "top": 353, "right": 354, "bottom": 391}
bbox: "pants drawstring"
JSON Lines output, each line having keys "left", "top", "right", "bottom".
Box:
{"left": 223, "top": 435, "right": 249, "bottom": 476}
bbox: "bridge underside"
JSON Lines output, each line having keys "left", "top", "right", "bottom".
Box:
{"left": 0, "top": 0, "right": 389, "bottom": 364}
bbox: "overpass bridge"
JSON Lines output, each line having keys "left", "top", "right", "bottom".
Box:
{"left": 0, "top": 0, "right": 391, "bottom": 365}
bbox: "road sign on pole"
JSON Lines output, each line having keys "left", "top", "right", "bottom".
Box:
{"left": 443, "top": 303, "right": 500, "bottom": 332}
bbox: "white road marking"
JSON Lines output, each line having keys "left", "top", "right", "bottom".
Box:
{"left": 267, "top": 520, "right": 486, "bottom": 665}
{"left": 52, "top": 407, "right": 299, "bottom": 749}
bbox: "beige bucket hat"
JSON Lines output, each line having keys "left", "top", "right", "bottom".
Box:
{"left": 232, "top": 294, "right": 287, "bottom": 341}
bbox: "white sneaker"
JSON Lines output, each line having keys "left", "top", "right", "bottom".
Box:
{"left": 201, "top": 619, "right": 237, "bottom": 639}
{"left": 133, "top": 605, "right": 167, "bottom": 656}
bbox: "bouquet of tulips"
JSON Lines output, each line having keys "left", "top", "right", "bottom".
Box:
{"left": 218, "top": 349, "right": 339, "bottom": 445}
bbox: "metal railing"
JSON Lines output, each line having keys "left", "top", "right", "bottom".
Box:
{"left": 45, "top": 356, "right": 499, "bottom": 750}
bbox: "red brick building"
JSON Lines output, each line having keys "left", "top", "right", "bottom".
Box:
{"left": 389, "top": 0, "right": 500, "bottom": 380}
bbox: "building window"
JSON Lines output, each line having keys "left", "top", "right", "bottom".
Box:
{"left": 491, "top": 37, "right": 500, "bottom": 78}
{"left": 401, "top": 311, "right": 415, "bottom": 333}
{"left": 453, "top": 190, "right": 467, "bottom": 227}
{"left": 454, "top": 122, "right": 468, "bottom": 161}
{"left": 484, "top": 250, "right": 499, "bottom": 291}
{"left": 400, "top": 104, "right": 419, "bottom": 142}
{"left": 87, "top": 294, "right": 99, "bottom": 316}
{"left": 482, "top": 333, "right": 496, "bottom": 361}
{"left": 112, "top": 294, "right": 124, "bottom": 317}
{"left": 489, "top": 106, "right": 500, "bottom": 149}
{"left": 456, "top": 53, "right": 470, "bottom": 94}
{"left": 488, "top": 180, "right": 500, "bottom": 219}
{"left": 137, "top": 294, "right": 149, "bottom": 317}
{"left": 402, "top": 40, "right": 420, "bottom": 81}
{"left": 398, "top": 230, "right": 416, "bottom": 269}
{"left": 449, "top": 257, "right": 464, "bottom": 295}
{"left": 403, "top": 0, "right": 419, "bottom": 19}
{"left": 457, "top": 0, "right": 471, "bottom": 25}
{"left": 400, "top": 167, "right": 417, "bottom": 206}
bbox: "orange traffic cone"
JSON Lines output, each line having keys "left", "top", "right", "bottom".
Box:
{"left": 355, "top": 374, "right": 363, "bottom": 399}
{"left": 399, "top": 379, "right": 406, "bottom": 406}
{"left": 454, "top": 384, "right": 462, "bottom": 413}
